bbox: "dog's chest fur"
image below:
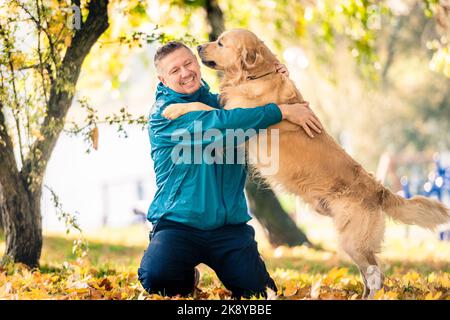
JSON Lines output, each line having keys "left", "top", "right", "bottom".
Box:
{"left": 221, "top": 75, "right": 303, "bottom": 110}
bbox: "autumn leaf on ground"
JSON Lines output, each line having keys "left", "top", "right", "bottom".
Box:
{"left": 283, "top": 280, "right": 298, "bottom": 296}
{"left": 310, "top": 278, "right": 322, "bottom": 299}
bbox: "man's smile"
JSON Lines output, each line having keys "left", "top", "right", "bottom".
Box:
{"left": 181, "top": 75, "right": 196, "bottom": 87}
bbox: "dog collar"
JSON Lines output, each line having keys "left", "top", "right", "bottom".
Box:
{"left": 246, "top": 70, "right": 277, "bottom": 81}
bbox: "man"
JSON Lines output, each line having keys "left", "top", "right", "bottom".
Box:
{"left": 138, "top": 41, "right": 322, "bottom": 299}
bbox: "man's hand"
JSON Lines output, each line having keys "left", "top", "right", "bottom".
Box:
{"left": 275, "top": 62, "right": 289, "bottom": 77}
{"left": 278, "top": 102, "right": 323, "bottom": 138}
{"left": 162, "top": 102, "right": 215, "bottom": 120}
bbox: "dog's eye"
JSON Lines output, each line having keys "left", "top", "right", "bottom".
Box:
{"left": 218, "top": 41, "right": 223, "bottom": 47}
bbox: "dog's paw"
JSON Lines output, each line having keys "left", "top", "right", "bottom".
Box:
{"left": 162, "top": 105, "right": 186, "bottom": 120}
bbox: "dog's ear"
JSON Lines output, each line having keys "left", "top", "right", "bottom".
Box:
{"left": 241, "top": 47, "right": 261, "bottom": 69}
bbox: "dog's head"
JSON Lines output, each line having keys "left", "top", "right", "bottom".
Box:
{"left": 197, "top": 29, "right": 277, "bottom": 81}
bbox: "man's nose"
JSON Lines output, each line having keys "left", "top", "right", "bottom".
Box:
{"left": 180, "top": 66, "right": 190, "bottom": 77}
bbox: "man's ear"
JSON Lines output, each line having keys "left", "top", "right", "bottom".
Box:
{"left": 157, "top": 75, "right": 167, "bottom": 86}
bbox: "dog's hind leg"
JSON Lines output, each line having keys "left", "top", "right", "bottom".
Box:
{"left": 341, "top": 245, "right": 382, "bottom": 298}
{"left": 340, "top": 241, "right": 384, "bottom": 299}
{"left": 363, "top": 253, "right": 385, "bottom": 299}
{"left": 334, "top": 206, "right": 385, "bottom": 299}
{"left": 356, "top": 266, "right": 369, "bottom": 297}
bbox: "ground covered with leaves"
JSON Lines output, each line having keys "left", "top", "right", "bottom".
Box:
{"left": 0, "top": 225, "right": 449, "bottom": 300}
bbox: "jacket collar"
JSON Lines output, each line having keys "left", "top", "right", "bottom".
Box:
{"left": 155, "top": 79, "right": 211, "bottom": 103}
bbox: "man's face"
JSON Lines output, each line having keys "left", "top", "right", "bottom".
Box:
{"left": 157, "top": 47, "right": 202, "bottom": 94}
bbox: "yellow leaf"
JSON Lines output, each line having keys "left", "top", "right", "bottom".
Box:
{"left": 403, "top": 271, "right": 420, "bottom": 284}
{"left": 439, "top": 275, "right": 450, "bottom": 288}
{"left": 67, "top": 288, "right": 90, "bottom": 295}
{"left": 324, "top": 267, "right": 349, "bottom": 285}
{"left": 283, "top": 281, "right": 298, "bottom": 296}
{"left": 24, "top": 288, "right": 51, "bottom": 300}
{"left": 425, "top": 292, "right": 442, "bottom": 300}
{"left": 64, "top": 34, "right": 72, "bottom": 47}
{"left": 427, "top": 273, "right": 437, "bottom": 283}
{"left": 384, "top": 278, "right": 395, "bottom": 287}
{"left": 385, "top": 291, "right": 399, "bottom": 300}
{"left": 10, "top": 52, "right": 27, "bottom": 69}
{"left": 373, "top": 287, "right": 385, "bottom": 300}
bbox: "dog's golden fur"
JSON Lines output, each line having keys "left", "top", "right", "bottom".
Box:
{"left": 166, "top": 29, "right": 450, "bottom": 298}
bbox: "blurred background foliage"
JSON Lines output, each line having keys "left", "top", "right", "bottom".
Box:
{"left": 0, "top": 0, "right": 448, "bottom": 210}
{"left": 77, "top": 0, "right": 450, "bottom": 176}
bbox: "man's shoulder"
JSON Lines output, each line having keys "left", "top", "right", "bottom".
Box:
{"left": 149, "top": 96, "right": 181, "bottom": 119}
{"left": 202, "top": 91, "right": 221, "bottom": 109}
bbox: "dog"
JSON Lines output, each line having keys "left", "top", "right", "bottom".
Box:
{"left": 163, "top": 29, "right": 450, "bottom": 299}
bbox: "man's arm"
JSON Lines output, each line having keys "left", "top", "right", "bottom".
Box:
{"left": 150, "top": 102, "right": 283, "bottom": 148}
{"left": 161, "top": 101, "right": 323, "bottom": 138}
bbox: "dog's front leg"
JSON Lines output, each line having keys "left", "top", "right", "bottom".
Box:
{"left": 162, "top": 102, "right": 215, "bottom": 119}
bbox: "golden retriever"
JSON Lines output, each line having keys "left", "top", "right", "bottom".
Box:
{"left": 163, "top": 29, "right": 450, "bottom": 299}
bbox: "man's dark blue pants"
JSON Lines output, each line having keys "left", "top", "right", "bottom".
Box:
{"left": 138, "top": 219, "right": 277, "bottom": 299}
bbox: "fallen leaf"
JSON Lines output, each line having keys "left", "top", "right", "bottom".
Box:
{"left": 425, "top": 291, "right": 442, "bottom": 300}
{"left": 311, "top": 279, "right": 322, "bottom": 299}
{"left": 284, "top": 281, "right": 298, "bottom": 297}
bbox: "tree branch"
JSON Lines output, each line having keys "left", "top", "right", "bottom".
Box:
{"left": 21, "top": 0, "right": 109, "bottom": 183}
{"left": 35, "top": 0, "right": 50, "bottom": 107}
{"left": 15, "top": 0, "right": 59, "bottom": 68}
{"left": 7, "top": 54, "right": 25, "bottom": 167}
{"left": 0, "top": 101, "right": 20, "bottom": 185}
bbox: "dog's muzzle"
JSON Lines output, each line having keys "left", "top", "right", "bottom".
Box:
{"left": 197, "top": 45, "right": 218, "bottom": 69}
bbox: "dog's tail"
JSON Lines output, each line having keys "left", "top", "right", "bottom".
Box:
{"left": 382, "top": 189, "right": 450, "bottom": 230}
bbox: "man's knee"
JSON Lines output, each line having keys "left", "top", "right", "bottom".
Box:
{"left": 137, "top": 267, "right": 155, "bottom": 294}
{"left": 138, "top": 266, "right": 194, "bottom": 296}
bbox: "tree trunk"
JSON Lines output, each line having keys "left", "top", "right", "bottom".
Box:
{"left": 0, "top": 0, "right": 109, "bottom": 267}
{"left": 205, "top": 0, "right": 225, "bottom": 41}
{"left": 0, "top": 184, "right": 4, "bottom": 234}
{"left": 0, "top": 106, "right": 42, "bottom": 266}
{"left": 0, "top": 206, "right": 3, "bottom": 232}
{"left": 245, "top": 178, "right": 310, "bottom": 246}
{"left": 203, "top": 0, "right": 310, "bottom": 246}
{"left": 0, "top": 179, "right": 42, "bottom": 267}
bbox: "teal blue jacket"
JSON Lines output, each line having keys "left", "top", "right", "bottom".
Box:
{"left": 147, "top": 80, "right": 282, "bottom": 230}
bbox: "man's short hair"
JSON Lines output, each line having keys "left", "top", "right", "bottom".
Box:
{"left": 154, "top": 41, "right": 192, "bottom": 71}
